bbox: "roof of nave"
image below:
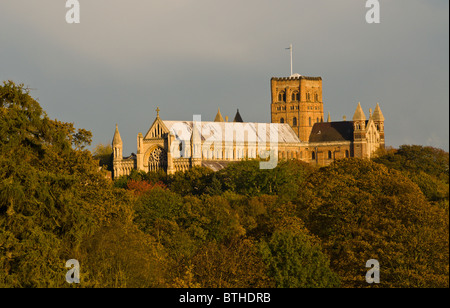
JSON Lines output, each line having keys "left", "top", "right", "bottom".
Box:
{"left": 162, "top": 120, "right": 303, "bottom": 144}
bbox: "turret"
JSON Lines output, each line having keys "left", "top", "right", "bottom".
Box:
{"left": 352, "top": 102, "right": 366, "bottom": 132}
{"left": 372, "top": 103, "right": 385, "bottom": 147}
{"left": 112, "top": 124, "right": 123, "bottom": 160}
{"left": 352, "top": 102, "right": 368, "bottom": 159}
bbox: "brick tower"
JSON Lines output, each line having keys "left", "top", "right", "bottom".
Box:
{"left": 270, "top": 74, "right": 324, "bottom": 141}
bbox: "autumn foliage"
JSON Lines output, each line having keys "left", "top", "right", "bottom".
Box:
{"left": 1, "top": 81, "right": 448, "bottom": 288}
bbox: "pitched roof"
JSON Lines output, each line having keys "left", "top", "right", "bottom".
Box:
{"left": 352, "top": 102, "right": 367, "bottom": 122}
{"left": 233, "top": 109, "right": 243, "bottom": 122}
{"left": 309, "top": 121, "right": 354, "bottom": 143}
{"left": 162, "top": 121, "right": 302, "bottom": 144}
{"left": 372, "top": 103, "right": 385, "bottom": 121}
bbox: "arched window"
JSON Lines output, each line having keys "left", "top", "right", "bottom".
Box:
{"left": 278, "top": 94, "right": 283, "bottom": 101}
{"left": 292, "top": 93, "right": 296, "bottom": 101}
{"left": 328, "top": 151, "right": 332, "bottom": 159}
{"left": 283, "top": 93, "right": 286, "bottom": 102}
{"left": 315, "top": 93, "right": 319, "bottom": 101}
{"left": 311, "top": 151, "right": 316, "bottom": 160}
{"left": 280, "top": 118, "right": 285, "bottom": 124}
{"left": 293, "top": 117, "right": 297, "bottom": 126}
{"left": 296, "top": 93, "right": 300, "bottom": 101}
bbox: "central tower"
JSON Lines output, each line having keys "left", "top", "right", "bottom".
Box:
{"left": 270, "top": 74, "right": 324, "bottom": 141}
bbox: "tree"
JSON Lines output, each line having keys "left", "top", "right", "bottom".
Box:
{"left": 259, "top": 225, "right": 340, "bottom": 288}
{"left": 92, "top": 143, "right": 113, "bottom": 170}
{"left": 0, "top": 81, "right": 136, "bottom": 287}
{"left": 297, "top": 158, "right": 449, "bottom": 288}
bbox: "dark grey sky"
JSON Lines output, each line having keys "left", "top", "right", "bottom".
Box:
{"left": 1, "top": 0, "right": 448, "bottom": 154}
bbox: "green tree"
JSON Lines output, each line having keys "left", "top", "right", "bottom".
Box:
{"left": 0, "top": 81, "right": 136, "bottom": 287}
{"left": 259, "top": 223, "right": 340, "bottom": 288}
{"left": 297, "top": 158, "right": 449, "bottom": 288}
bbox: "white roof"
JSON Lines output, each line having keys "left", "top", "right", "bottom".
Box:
{"left": 163, "top": 121, "right": 302, "bottom": 143}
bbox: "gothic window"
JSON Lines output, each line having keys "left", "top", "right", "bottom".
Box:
{"left": 315, "top": 93, "right": 319, "bottom": 101}
{"left": 148, "top": 147, "right": 167, "bottom": 172}
{"left": 292, "top": 93, "right": 296, "bottom": 101}
{"left": 328, "top": 151, "right": 332, "bottom": 159}
{"left": 311, "top": 151, "right": 316, "bottom": 160}
{"left": 280, "top": 118, "right": 285, "bottom": 124}
{"left": 278, "top": 94, "right": 282, "bottom": 102}
{"left": 293, "top": 117, "right": 297, "bottom": 126}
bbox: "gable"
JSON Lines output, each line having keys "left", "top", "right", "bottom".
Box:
{"left": 144, "top": 117, "right": 170, "bottom": 139}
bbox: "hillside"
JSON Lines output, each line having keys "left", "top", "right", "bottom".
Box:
{"left": 1, "top": 81, "right": 448, "bottom": 288}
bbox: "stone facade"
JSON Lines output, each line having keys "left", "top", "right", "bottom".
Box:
{"left": 111, "top": 74, "right": 385, "bottom": 179}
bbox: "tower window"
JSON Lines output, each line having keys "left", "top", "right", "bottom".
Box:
{"left": 309, "top": 117, "right": 312, "bottom": 127}
{"left": 315, "top": 93, "right": 319, "bottom": 101}
{"left": 280, "top": 118, "right": 285, "bottom": 124}
{"left": 293, "top": 117, "right": 297, "bottom": 126}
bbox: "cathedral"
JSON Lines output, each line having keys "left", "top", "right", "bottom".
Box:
{"left": 111, "top": 74, "right": 385, "bottom": 179}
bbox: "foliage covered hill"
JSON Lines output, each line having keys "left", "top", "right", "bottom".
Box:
{"left": 1, "top": 81, "right": 448, "bottom": 288}
{"left": 0, "top": 81, "right": 161, "bottom": 287}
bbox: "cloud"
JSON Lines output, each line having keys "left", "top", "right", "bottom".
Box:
{"left": 0, "top": 0, "right": 448, "bottom": 153}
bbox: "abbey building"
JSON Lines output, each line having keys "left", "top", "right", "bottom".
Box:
{"left": 112, "top": 74, "right": 385, "bottom": 179}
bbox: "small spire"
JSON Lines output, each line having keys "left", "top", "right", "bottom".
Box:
{"left": 112, "top": 123, "right": 123, "bottom": 145}
{"left": 352, "top": 102, "right": 366, "bottom": 122}
{"left": 214, "top": 108, "right": 224, "bottom": 122}
{"left": 327, "top": 112, "right": 331, "bottom": 123}
{"left": 233, "top": 109, "right": 243, "bottom": 123}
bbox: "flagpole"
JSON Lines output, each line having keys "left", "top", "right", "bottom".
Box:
{"left": 290, "top": 44, "right": 293, "bottom": 76}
